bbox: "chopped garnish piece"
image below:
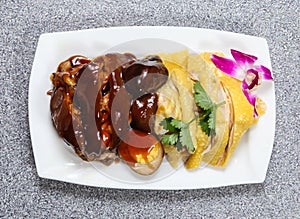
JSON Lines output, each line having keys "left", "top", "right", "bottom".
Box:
{"left": 194, "top": 81, "right": 224, "bottom": 136}
{"left": 160, "top": 117, "right": 195, "bottom": 152}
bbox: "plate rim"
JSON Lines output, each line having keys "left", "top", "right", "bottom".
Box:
{"left": 28, "top": 26, "right": 276, "bottom": 190}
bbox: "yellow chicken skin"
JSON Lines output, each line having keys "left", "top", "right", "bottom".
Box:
{"left": 157, "top": 49, "right": 189, "bottom": 68}
{"left": 199, "top": 52, "right": 266, "bottom": 167}
{"left": 155, "top": 51, "right": 266, "bottom": 170}
{"left": 185, "top": 54, "right": 230, "bottom": 169}
{"left": 155, "top": 50, "right": 200, "bottom": 168}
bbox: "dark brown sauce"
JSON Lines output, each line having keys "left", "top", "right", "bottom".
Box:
{"left": 73, "top": 61, "right": 103, "bottom": 155}
{"left": 130, "top": 93, "right": 158, "bottom": 133}
{"left": 122, "top": 55, "right": 168, "bottom": 97}
{"left": 50, "top": 56, "right": 92, "bottom": 160}
{"left": 96, "top": 57, "right": 136, "bottom": 149}
{"left": 118, "top": 140, "right": 136, "bottom": 164}
{"left": 49, "top": 53, "right": 168, "bottom": 163}
{"left": 109, "top": 56, "right": 168, "bottom": 146}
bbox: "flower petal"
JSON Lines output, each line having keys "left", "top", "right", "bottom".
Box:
{"left": 210, "top": 54, "right": 239, "bottom": 78}
{"left": 242, "top": 79, "right": 258, "bottom": 118}
{"left": 231, "top": 49, "right": 257, "bottom": 67}
{"left": 254, "top": 65, "right": 273, "bottom": 80}
{"left": 246, "top": 69, "right": 260, "bottom": 90}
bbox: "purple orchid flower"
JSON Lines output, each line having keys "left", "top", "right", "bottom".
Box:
{"left": 210, "top": 49, "right": 273, "bottom": 117}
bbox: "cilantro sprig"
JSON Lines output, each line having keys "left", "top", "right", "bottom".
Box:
{"left": 194, "top": 81, "right": 225, "bottom": 136}
{"left": 159, "top": 117, "right": 196, "bottom": 152}
{"left": 159, "top": 81, "right": 225, "bottom": 152}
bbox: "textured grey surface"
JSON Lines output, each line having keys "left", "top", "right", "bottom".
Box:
{"left": 0, "top": 0, "right": 299, "bottom": 218}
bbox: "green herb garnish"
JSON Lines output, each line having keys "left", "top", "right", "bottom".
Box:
{"left": 159, "top": 81, "right": 225, "bottom": 152}
{"left": 194, "top": 81, "right": 225, "bottom": 136}
{"left": 159, "top": 117, "right": 196, "bottom": 152}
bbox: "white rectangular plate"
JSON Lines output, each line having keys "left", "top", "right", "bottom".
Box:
{"left": 29, "top": 26, "right": 275, "bottom": 190}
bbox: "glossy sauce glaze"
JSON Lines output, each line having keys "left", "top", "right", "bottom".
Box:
{"left": 50, "top": 56, "right": 92, "bottom": 160}
{"left": 122, "top": 55, "right": 169, "bottom": 97}
{"left": 130, "top": 93, "right": 158, "bottom": 133}
{"left": 49, "top": 54, "right": 168, "bottom": 166}
{"left": 118, "top": 129, "right": 160, "bottom": 164}
{"left": 115, "top": 56, "right": 168, "bottom": 164}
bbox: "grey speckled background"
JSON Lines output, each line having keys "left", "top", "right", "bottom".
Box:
{"left": 0, "top": 0, "right": 299, "bottom": 218}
